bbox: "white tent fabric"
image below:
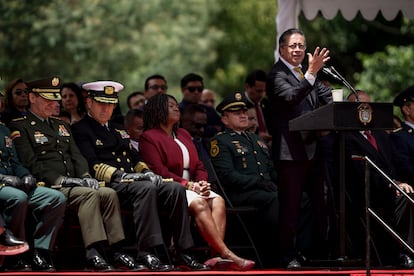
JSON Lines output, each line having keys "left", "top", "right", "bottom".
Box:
{"left": 275, "top": 0, "right": 414, "bottom": 60}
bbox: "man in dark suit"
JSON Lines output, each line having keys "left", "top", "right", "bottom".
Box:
{"left": 9, "top": 77, "right": 140, "bottom": 272}
{"left": 266, "top": 28, "right": 332, "bottom": 268}
{"left": 344, "top": 90, "right": 414, "bottom": 268}
{"left": 71, "top": 81, "right": 209, "bottom": 271}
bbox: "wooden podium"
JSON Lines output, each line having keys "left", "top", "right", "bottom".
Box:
{"left": 289, "top": 102, "right": 393, "bottom": 261}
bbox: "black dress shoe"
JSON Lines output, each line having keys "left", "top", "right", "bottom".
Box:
{"left": 86, "top": 255, "right": 115, "bottom": 271}
{"left": 286, "top": 258, "right": 301, "bottom": 269}
{"left": 5, "top": 257, "right": 32, "bottom": 271}
{"left": 32, "top": 250, "right": 55, "bottom": 271}
{"left": 176, "top": 254, "right": 210, "bottom": 271}
{"left": 113, "top": 253, "right": 147, "bottom": 271}
{"left": 138, "top": 254, "right": 173, "bottom": 271}
{"left": 400, "top": 254, "right": 414, "bottom": 268}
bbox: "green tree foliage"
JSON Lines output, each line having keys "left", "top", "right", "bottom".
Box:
{"left": 355, "top": 45, "right": 414, "bottom": 103}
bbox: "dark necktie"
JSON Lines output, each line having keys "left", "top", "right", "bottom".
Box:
{"left": 364, "top": 130, "right": 378, "bottom": 150}
{"left": 255, "top": 102, "right": 267, "bottom": 133}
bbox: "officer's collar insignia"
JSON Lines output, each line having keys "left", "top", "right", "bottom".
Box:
{"left": 116, "top": 129, "right": 130, "bottom": 139}
{"left": 96, "top": 139, "right": 103, "bottom": 146}
{"left": 58, "top": 125, "right": 70, "bottom": 136}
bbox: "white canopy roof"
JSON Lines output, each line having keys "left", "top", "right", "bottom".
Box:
{"left": 275, "top": 0, "right": 414, "bottom": 60}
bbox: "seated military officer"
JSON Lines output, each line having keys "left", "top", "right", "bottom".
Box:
{"left": 71, "top": 81, "right": 209, "bottom": 271}
{"left": 0, "top": 98, "right": 66, "bottom": 271}
{"left": 9, "top": 77, "right": 142, "bottom": 272}
{"left": 209, "top": 92, "right": 279, "bottom": 267}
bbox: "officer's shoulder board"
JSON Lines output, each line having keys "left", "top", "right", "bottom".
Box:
{"left": 11, "top": 117, "right": 25, "bottom": 122}
{"left": 392, "top": 127, "right": 403, "bottom": 133}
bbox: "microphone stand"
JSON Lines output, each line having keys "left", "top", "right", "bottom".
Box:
{"left": 329, "top": 66, "right": 359, "bottom": 102}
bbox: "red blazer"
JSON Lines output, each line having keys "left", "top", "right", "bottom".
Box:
{"left": 139, "top": 127, "right": 208, "bottom": 186}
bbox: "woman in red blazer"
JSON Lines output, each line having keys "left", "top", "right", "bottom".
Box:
{"left": 140, "top": 94, "right": 254, "bottom": 271}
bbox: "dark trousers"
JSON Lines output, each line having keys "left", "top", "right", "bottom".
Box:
{"left": 276, "top": 159, "right": 327, "bottom": 261}
{"left": 110, "top": 180, "right": 193, "bottom": 257}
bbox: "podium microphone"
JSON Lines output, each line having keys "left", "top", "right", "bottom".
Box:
{"left": 322, "top": 66, "right": 359, "bottom": 102}
{"left": 322, "top": 67, "right": 341, "bottom": 81}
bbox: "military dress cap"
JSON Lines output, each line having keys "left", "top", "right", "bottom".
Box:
{"left": 82, "top": 81, "right": 124, "bottom": 104}
{"left": 216, "top": 92, "right": 248, "bottom": 113}
{"left": 393, "top": 85, "right": 414, "bottom": 107}
{"left": 27, "top": 76, "right": 62, "bottom": 101}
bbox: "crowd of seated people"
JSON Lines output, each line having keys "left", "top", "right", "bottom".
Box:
{"left": 0, "top": 71, "right": 413, "bottom": 272}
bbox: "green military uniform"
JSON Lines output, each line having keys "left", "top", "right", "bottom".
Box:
{"left": 9, "top": 112, "right": 124, "bottom": 249}
{"left": 210, "top": 92, "right": 279, "bottom": 266}
{"left": 0, "top": 122, "right": 66, "bottom": 251}
{"left": 8, "top": 77, "right": 124, "bottom": 257}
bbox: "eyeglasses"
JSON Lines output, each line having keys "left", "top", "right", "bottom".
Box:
{"left": 149, "top": 85, "right": 168, "bottom": 90}
{"left": 186, "top": 86, "right": 204, "bottom": 93}
{"left": 285, "top": 43, "right": 306, "bottom": 50}
{"left": 14, "top": 88, "right": 30, "bottom": 96}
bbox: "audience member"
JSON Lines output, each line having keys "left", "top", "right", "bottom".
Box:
{"left": 139, "top": 94, "right": 255, "bottom": 270}
{"left": 124, "top": 108, "right": 144, "bottom": 151}
{"left": 246, "top": 105, "right": 258, "bottom": 134}
{"left": 9, "top": 77, "right": 140, "bottom": 272}
{"left": 1, "top": 79, "right": 29, "bottom": 126}
{"left": 209, "top": 92, "right": 279, "bottom": 267}
{"left": 0, "top": 96, "right": 66, "bottom": 272}
{"left": 200, "top": 89, "right": 216, "bottom": 108}
{"left": 266, "top": 28, "right": 332, "bottom": 268}
{"left": 181, "top": 104, "right": 210, "bottom": 161}
{"left": 60, "top": 82, "right": 87, "bottom": 124}
{"left": 127, "top": 91, "right": 145, "bottom": 110}
{"left": 341, "top": 89, "right": 414, "bottom": 267}
{"left": 71, "top": 81, "right": 209, "bottom": 271}
{"left": 0, "top": 214, "right": 29, "bottom": 256}
{"left": 179, "top": 73, "right": 222, "bottom": 137}
{"left": 144, "top": 74, "right": 168, "bottom": 101}
{"left": 244, "top": 70, "right": 272, "bottom": 143}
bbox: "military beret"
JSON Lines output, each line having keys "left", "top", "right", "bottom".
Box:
{"left": 82, "top": 81, "right": 123, "bottom": 104}
{"left": 27, "top": 76, "right": 62, "bottom": 101}
{"left": 216, "top": 92, "right": 248, "bottom": 114}
{"left": 393, "top": 85, "right": 414, "bottom": 107}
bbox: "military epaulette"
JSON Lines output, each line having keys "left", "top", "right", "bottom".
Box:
{"left": 11, "top": 117, "right": 25, "bottom": 122}
{"left": 392, "top": 127, "right": 403, "bottom": 133}
{"left": 50, "top": 116, "right": 63, "bottom": 121}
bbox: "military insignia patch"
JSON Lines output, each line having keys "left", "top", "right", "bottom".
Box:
{"left": 58, "top": 125, "right": 70, "bottom": 137}
{"left": 34, "top": 132, "right": 48, "bottom": 144}
{"left": 116, "top": 129, "right": 130, "bottom": 139}
{"left": 10, "top": 131, "right": 20, "bottom": 140}
{"left": 210, "top": 140, "right": 219, "bottom": 157}
{"left": 4, "top": 136, "right": 13, "bottom": 148}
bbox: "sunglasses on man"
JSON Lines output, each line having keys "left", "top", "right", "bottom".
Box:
{"left": 186, "top": 86, "right": 204, "bottom": 93}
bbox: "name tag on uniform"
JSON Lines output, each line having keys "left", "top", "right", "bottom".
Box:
{"left": 34, "top": 132, "right": 48, "bottom": 144}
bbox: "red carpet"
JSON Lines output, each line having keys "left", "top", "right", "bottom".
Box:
{"left": 1, "top": 269, "right": 414, "bottom": 276}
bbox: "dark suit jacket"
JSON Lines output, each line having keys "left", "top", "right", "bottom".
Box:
{"left": 390, "top": 123, "right": 414, "bottom": 185}
{"left": 266, "top": 59, "right": 332, "bottom": 161}
{"left": 342, "top": 130, "right": 395, "bottom": 209}
{"left": 139, "top": 127, "right": 208, "bottom": 186}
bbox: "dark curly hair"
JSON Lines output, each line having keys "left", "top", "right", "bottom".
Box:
{"left": 143, "top": 93, "right": 178, "bottom": 133}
